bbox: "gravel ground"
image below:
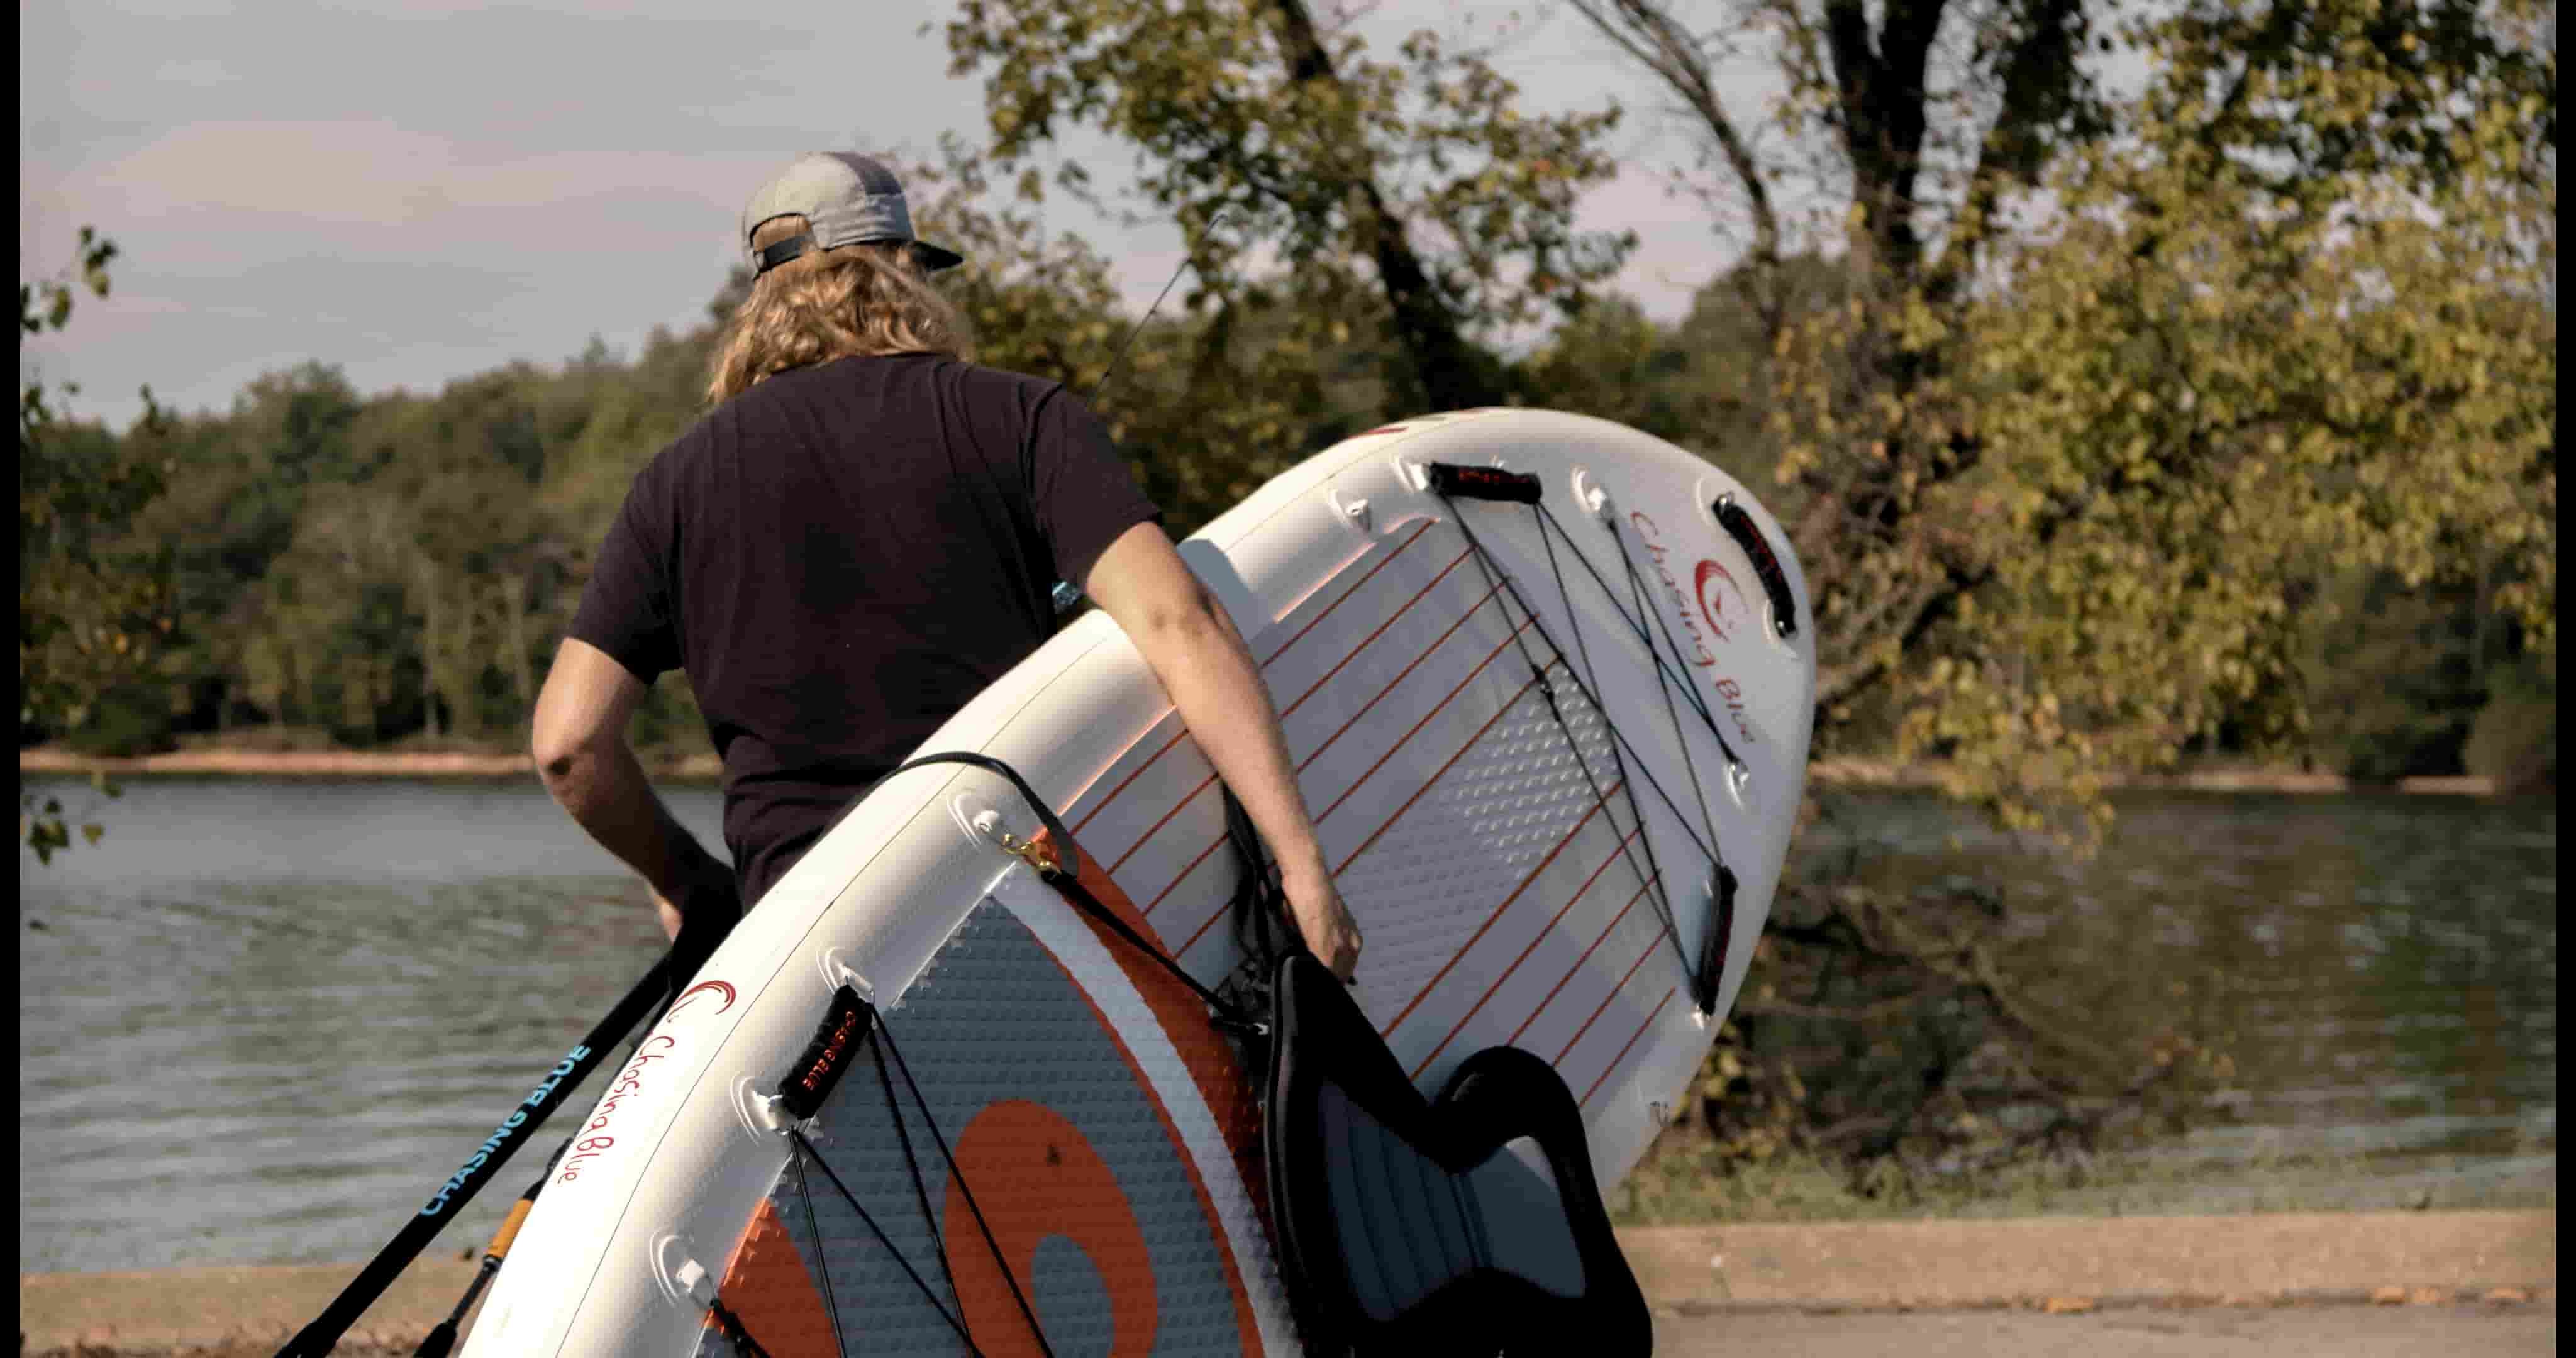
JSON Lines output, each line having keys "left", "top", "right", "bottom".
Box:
{"left": 22, "top": 1210, "right": 2554, "bottom": 1355}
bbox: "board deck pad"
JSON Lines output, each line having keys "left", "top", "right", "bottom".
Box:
{"left": 461, "top": 409, "right": 1813, "bottom": 1358}
{"left": 710, "top": 895, "right": 1258, "bottom": 1357}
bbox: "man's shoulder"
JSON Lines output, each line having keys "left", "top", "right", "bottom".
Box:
{"left": 930, "top": 357, "right": 1069, "bottom": 407}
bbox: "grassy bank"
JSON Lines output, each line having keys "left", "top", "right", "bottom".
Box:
{"left": 1613, "top": 1143, "right": 2559, "bottom": 1225}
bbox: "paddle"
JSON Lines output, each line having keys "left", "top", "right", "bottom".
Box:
{"left": 274, "top": 956, "right": 671, "bottom": 1358}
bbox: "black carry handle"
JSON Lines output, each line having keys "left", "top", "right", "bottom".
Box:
{"left": 1713, "top": 495, "right": 1799, "bottom": 640}
{"left": 275, "top": 956, "right": 672, "bottom": 1358}
{"left": 1426, "top": 461, "right": 1543, "bottom": 504}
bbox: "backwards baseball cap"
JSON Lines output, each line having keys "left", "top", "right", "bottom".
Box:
{"left": 741, "top": 152, "right": 965, "bottom": 276}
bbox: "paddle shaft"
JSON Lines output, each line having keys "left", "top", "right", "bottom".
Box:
{"left": 275, "top": 958, "right": 670, "bottom": 1358}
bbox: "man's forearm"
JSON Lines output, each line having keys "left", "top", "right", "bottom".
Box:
{"left": 539, "top": 740, "right": 728, "bottom": 897}
{"left": 1136, "top": 607, "right": 1330, "bottom": 885}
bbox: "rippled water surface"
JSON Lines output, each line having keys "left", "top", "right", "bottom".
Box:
{"left": 18, "top": 776, "right": 2557, "bottom": 1271}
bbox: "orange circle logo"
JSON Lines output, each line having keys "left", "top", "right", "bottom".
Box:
{"left": 943, "top": 1100, "right": 1157, "bottom": 1356}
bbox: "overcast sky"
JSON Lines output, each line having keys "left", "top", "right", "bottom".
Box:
{"left": 22, "top": 1, "right": 1745, "bottom": 433}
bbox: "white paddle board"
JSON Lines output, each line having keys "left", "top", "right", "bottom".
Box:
{"left": 463, "top": 407, "right": 1814, "bottom": 1355}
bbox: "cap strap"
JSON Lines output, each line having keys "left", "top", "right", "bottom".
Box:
{"left": 755, "top": 233, "right": 816, "bottom": 276}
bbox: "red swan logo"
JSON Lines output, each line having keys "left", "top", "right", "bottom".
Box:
{"left": 1694, "top": 559, "right": 1745, "bottom": 643}
{"left": 667, "top": 980, "right": 736, "bottom": 1018}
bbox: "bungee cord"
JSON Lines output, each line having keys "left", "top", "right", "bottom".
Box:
{"left": 1441, "top": 496, "right": 1701, "bottom": 1006}
{"left": 1426, "top": 468, "right": 1755, "bottom": 1015}
{"left": 1598, "top": 512, "right": 1731, "bottom": 890}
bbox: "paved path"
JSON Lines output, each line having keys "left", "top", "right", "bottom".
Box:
{"left": 21, "top": 1210, "right": 2554, "bottom": 1354}
{"left": 1653, "top": 1300, "right": 2555, "bottom": 1357}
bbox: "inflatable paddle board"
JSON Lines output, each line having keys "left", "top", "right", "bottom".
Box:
{"left": 463, "top": 408, "right": 1814, "bottom": 1355}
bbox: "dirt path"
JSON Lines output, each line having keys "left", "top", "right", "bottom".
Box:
{"left": 21, "top": 1210, "right": 2550, "bottom": 1354}
{"left": 1653, "top": 1300, "right": 2555, "bottom": 1357}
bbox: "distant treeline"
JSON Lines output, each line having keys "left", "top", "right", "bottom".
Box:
{"left": 28, "top": 262, "right": 2553, "bottom": 792}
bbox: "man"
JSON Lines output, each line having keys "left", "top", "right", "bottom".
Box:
{"left": 531, "top": 151, "right": 1360, "bottom": 990}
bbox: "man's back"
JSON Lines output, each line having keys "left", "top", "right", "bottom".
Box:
{"left": 570, "top": 353, "right": 1158, "bottom": 903}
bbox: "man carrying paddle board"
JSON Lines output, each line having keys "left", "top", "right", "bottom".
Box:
{"left": 530, "top": 150, "right": 1360, "bottom": 994}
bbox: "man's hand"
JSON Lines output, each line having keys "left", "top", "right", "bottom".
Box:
{"left": 651, "top": 867, "right": 741, "bottom": 942}
{"left": 1285, "top": 868, "right": 1362, "bottom": 982}
{"left": 655, "top": 867, "right": 743, "bottom": 1006}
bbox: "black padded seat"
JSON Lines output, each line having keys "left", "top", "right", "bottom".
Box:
{"left": 1262, "top": 953, "right": 1652, "bottom": 1356}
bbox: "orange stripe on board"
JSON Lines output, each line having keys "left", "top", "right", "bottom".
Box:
{"left": 1332, "top": 672, "right": 1543, "bottom": 878}
{"left": 1409, "top": 823, "right": 1648, "bottom": 1080}
{"left": 1108, "top": 770, "right": 1218, "bottom": 877}
{"left": 714, "top": 1198, "right": 841, "bottom": 1355}
{"left": 1143, "top": 832, "right": 1228, "bottom": 921}
{"left": 1072, "top": 726, "right": 1189, "bottom": 836}
{"left": 1258, "top": 521, "right": 1436, "bottom": 667}
{"left": 1136, "top": 588, "right": 1514, "bottom": 955}
{"left": 1552, "top": 931, "right": 1665, "bottom": 1067}
{"left": 1294, "top": 586, "right": 1505, "bottom": 776}
{"left": 1507, "top": 878, "right": 1657, "bottom": 1048}
{"left": 1101, "top": 561, "right": 1490, "bottom": 880}
{"left": 1031, "top": 828, "right": 1276, "bottom": 1273}
{"left": 1381, "top": 791, "right": 1621, "bottom": 1037}
{"left": 1314, "top": 620, "right": 1536, "bottom": 828}
{"left": 1275, "top": 548, "right": 1475, "bottom": 722}
{"left": 1581, "top": 986, "right": 1680, "bottom": 1108}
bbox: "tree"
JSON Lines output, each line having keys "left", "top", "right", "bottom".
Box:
{"left": 20, "top": 228, "right": 172, "bottom": 858}
{"left": 1573, "top": 0, "right": 2555, "bottom": 1175}
{"left": 943, "top": 0, "right": 1633, "bottom": 419}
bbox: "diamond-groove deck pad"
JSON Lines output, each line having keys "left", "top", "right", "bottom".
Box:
{"left": 709, "top": 897, "right": 1254, "bottom": 1357}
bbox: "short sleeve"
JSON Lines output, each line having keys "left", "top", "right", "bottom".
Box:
{"left": 1030, "top": 388, "right": 1163, "bottom": 588}
{"left": 568, "top": 470, "right": 682, "bottom": 683}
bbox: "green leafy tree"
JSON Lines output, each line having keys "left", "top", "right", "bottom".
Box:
{"left": 1574, "top": 0, "right": 2555, "bottom": 1176}
{"left": 943, "top": 0, "right": 1633, "bottom": 427}
{"left": 20, "top": 228, "right": 174, "bottom": 858}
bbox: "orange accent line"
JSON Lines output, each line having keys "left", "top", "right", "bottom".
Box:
{"left": 1258, "top": 521, "right": 1435, "bottom": 666}
{"left": 1295, "top": 586, "right": 1504, "bottom": 775}
{"left": 1332, "top": 670, "right": 1543, "bottom": 879}
{"left": 1314, "top": 621, "right": 1535, "bottom": 828}
{"left": 1407, "top": 822, "right": 1647, "bottom": 1079}
{"left": 1103, "top": 567, "right": 1492, "bottom": 882}
{"left": 1174, "top": 869, "right": 1240, "bottom": 958}
{"left": 1124, "top": 588, "right": 1513, "bottom": 944}
{"left": 1023, "top": 830, "right": 1268, "bottom": 1353}
{"left": 1071, "top": 725, "right": 1188, "bottom": 835}
{"left": 1508, "top": 878, "right": 1657, "bottom": 1048}
{"left": 1142, "top": 830, "right": 1228, "bottom": 921}
{"left": 1552, "top": 930, "right": 1664, "bottom": 1066}
{"left": 1108, "top": 766, "right": 1217, "bottom": 876}
{"left": 1381, "top": 789, "right": 1621, "bottom": 1037}
{"left": 714, "top": 1199, "right": 839, "bottom": 1356}
{"left": 1581, "top": 986, "right": 1680, "bottom": 1108}
{"left": 1276, "top": 548, "right": 1474, "bottom": 721}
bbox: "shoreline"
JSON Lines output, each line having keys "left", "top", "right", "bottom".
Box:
{"left": 16, "top": 744, "right": 2506, "bottom": 795}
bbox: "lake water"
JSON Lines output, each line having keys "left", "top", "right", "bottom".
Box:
{"left": 17, "top": 776, "right": 2557, "bottom": 1272}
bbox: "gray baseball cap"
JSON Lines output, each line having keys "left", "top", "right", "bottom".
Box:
{"left": 741, "top": 152, "right": 964, "bottom": 276}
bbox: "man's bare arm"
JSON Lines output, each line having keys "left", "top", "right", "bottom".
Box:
{"left": 531, "top": 638, "right": 732, "bottom": 937}
{"left": 1082, "top": 522, "right": 1362, "bottom": 979}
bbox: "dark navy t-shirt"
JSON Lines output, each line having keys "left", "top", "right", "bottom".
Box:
{"left": 569, "top": 354, "right": 1160, "bottom": 908}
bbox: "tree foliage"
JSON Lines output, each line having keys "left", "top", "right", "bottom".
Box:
{"left": 20, "top": 228, "right": 172, "bottom": 858}
{"left": 1568, "top": 0, "right": 2554, "bottom": 1176}
{"left": 945, "top": 0, "right": 1634, "bottom": 419}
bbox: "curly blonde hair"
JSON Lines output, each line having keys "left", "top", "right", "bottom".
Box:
{"left": 705, "top": 214, "right": 969, "bottom": 405}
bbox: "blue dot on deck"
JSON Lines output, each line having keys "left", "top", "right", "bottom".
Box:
{"left": 1033, "top": 1232, "right": 1117, "bottom": 1355}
